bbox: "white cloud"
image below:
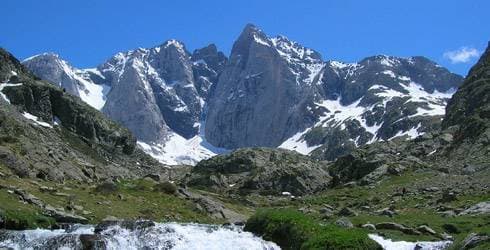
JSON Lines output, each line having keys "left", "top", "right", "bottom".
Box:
{"left": 443, "top": 47, "right": 480, "bottom": 64}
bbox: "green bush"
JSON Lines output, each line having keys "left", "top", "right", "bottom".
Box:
{"left": 244, "top": 209, "right": 381, "bottom": 250}
{"left": 0, "top": 209, "right": 56, "bottom": 230}
{"left": 94, "top": 182, "right": 119, "bottom": 194}
{"left": 153, "top": 181, "right": 178, "bottom": 195}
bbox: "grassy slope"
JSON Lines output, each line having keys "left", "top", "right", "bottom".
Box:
{"left": 0, "top": 163, "right": 228, "bottom": 228}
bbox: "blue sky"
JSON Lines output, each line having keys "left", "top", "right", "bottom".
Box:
{"left": 2, "top": 0, "right": 489, "bottom": 76}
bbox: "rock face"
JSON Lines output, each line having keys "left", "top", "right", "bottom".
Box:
{"left": 187, "top": 148, "right": 331, "bottom": 195}
{"left": 205, "top": 24, "right": 323, "bottom": 148}
{"left": 442, "top": 42, "right": 490, "bottom": 167}
{"left": 22, "top": 24, "right": 464, "bottom": 165}
{"left": 0, "top": 48, "right": 171, "bottom": 181}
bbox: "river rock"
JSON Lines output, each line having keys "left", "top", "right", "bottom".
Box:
{"left": 335, "top": 217, "right": 353, "bottom": 228}
{"left": 79, "top": 234, "right": 107, "bottom": 249}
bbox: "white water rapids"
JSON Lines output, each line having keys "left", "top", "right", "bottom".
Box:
{"left": 0, "top": 222, "right": 454, "bottom": 250}
{"left": 0, "top": 223, "right": 279, "bottom": 250}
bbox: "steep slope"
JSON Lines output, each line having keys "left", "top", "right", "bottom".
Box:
{"left": 443, "top": 42, "right": 490, "bottom": 141}
{"left": 0, "top": 48, "right": 169, "bottom": 182}
{"left": 440, "top": 41, "right": 490, "bottom": 165}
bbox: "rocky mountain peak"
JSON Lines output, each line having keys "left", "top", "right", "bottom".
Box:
{"left": 191, "top": 44, "right": 227, "bottom": 73}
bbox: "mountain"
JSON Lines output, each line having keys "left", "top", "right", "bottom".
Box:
{"left": 205, "top": 24, "right": 463, "bottom": 160}
{"left": 22, "top": 53, "right": 110, "bottom": 110}
{"left": 0, "top": 48, "right": 172, "bottom": 182}
{"left": 23, "top": 24, "right": 463, "bottom": 165}
{"left": 23, "top": 42, "right": 228, "bottom": 165}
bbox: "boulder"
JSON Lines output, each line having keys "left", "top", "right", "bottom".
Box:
{"left": 94, "top": 182, "right": 119, "bottom": 194}
{"left": 335, "top": 217, "right": 353, "bottom": 228}
{"left": 460, "top": 201, "right": 490, "bottom": 215}
{"left": 377, "top": 208, "right": 396, "bottom": 217}
{"left": 375, "top": 222, "right": 421, "bottom": 235}
{"left": 362, "top": 224, "right": 376, "bottom": 230}
{"left": 44, "top": 205, "right": 88, "bottom": 224}
{"left": 417, "top": 225, "right": 436, "bottom": 235}
{"left": 79, "top": 234, "right": 107, "bottom": 249}
{"left": 461, "top": 233, "right": 490, "bottom": 249}
{"left": 338, "top": 207, "right": 358, "bottom": 217}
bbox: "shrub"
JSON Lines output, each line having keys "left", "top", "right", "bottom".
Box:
{"left": 153, "top": 181, "right": 177, "bottom": 195}
{"left": 94, "top": 182, "right": 119, "bottom": 194}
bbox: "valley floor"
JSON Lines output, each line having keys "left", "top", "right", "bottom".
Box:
{"left": 1, "top": 160, "right": 489, "bottom": 249}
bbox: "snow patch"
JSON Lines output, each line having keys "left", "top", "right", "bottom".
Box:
{"left": 138, "top": 133, "right": 227, "bottom": 166}
{"left": 22, "top": 112, "right": 53, "bottom": 128}
{"left": 279, "top": 128, "right": 321, "bottom": 155}
{"left": 382, "top": 70, "right": 396, "bottom": 78}
{"left": 253, "top": 35, "right": 270, "bottom": 47}
{"left": 138, "top": 121, "right": 228, "bottom": 166}
{"left": 389, "top": 123, "right": 422, "bottom": 140}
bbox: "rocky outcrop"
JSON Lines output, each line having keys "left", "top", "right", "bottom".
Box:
{"left": 187, "top": 148, "right": 331, "bottom": 195}
{"left": 460, "top": 201, "right": 490, "bottom": 215}
{"left": 177, "top": 188, "right": 245, "bottom": 223}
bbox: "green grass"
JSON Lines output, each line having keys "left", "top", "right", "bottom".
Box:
{"left": 0, "top": 209, "right": 55, "bottom": 230}
{"left": 244, "top": 209, "right": 381, "bottom": 250}
{"left": 0, "top": 177, "right": 227, "bottom": 228}
{"left": 0, "top": 182, "right": 56, "bottom": 229}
